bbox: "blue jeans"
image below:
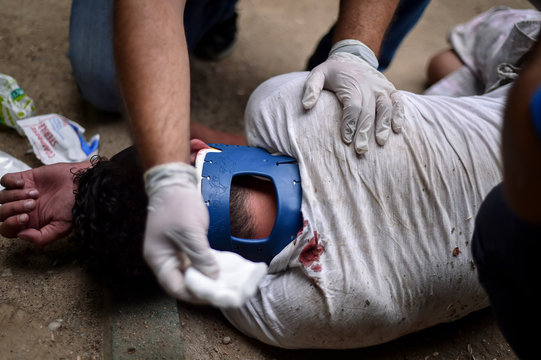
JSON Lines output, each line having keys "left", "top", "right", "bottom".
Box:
{"left": 68, "top": 0, "right": 237, "bottom": 113}
{"left": 306, "top": 0, "right": 431, "bottom": 71}
{"left": 472, "top": 183, "right": 541, "bottom": 359}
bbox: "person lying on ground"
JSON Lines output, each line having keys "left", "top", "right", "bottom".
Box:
{"left": 1, "top": 6, "right": 539, "bottom": 349}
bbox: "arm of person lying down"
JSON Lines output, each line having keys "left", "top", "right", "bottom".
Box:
{"left": 0, "top": 160, "right": 90, "bottom": 245}
{"left": 0, "top": 122, "right": 245, "bottom": 245}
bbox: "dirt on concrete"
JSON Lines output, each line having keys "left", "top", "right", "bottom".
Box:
{"left": 0, "top": 0, "right": 532, "bottom": 359}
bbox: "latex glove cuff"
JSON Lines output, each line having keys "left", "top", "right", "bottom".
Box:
{"left": 144, "top": 162, "right": 198, "bottom": 196}
{"left": 330, "top": 39, "right": 379, "bottom": 69}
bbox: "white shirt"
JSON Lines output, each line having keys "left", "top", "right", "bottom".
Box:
{"left": 221, "top": 7, "right": 539, "bottom": 349}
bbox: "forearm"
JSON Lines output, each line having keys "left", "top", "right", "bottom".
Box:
{"left": 502, "top": 39, "right": 541, "bottom": 223}
{"left": 333, "top": 0, "right": 400, "bottom": 56}
{"left": 114, "top": 0, "right": 190, "bottom": 168}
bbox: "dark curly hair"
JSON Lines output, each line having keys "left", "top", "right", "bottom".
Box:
{"left": 72, "top": 146, "right": 152, "bottom": 286}
{"left": 71, "top": 145, "right": 255, "bottom": 287}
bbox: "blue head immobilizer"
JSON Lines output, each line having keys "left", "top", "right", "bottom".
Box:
{"left": 197, "top": 144, "right": 302, "bottom": 264}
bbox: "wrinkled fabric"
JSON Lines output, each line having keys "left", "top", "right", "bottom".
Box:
{"left": 426, "top": 6, "right": 541, "bottom": 96}
{"left": 222, "top": 72, "right": 505, "bottom": 349}
{"left": 221, "top": 7, "right": 538, "bottom": 349}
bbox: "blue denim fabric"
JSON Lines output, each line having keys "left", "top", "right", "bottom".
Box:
{"left": 69, "top": 0, "right": 428, "bottom": 112}
{"left": 68, "top": 0, "right": 120, "bottom": 113}
{"left": 306, "top": 0, "right": 431, "bottom": 71}
{"left": 68, "top": 0, "right": 237, "bottom": 113}
{"left": 530, "top": 85, "right": 541, "bottom": 140}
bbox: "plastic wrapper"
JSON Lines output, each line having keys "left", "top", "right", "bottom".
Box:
{"left": 0, "top": 73, "right": 35, "bottom": 135}
{"left": 0, "top": 150, "right": 31, "bottom": 190}
{"left": 17, "top": 113, "right": 100, "bottom": 165}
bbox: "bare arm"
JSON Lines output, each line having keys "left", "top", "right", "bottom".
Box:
{"left": 114, "top": 1, "right": 226, "bottom": 302}
{"left": 502, "top": 38, "right": 541, "bottom": 223}
{"left": 333, "top": 0, "right": 400, "bottom": 55}
{"left": 114, "top": 0, "right": 190, "bottom": 168}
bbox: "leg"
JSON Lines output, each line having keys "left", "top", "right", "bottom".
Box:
{"left": 306, "top": 25, "right": 335, "bottom": 71}
{"left": 425, "top": 49, "right": 463, "bottom": 86}
{"left": 472, "top": 183, "right": 541, "bottom": 359}
{"left": 306, "top": 0, "right": 431, "bottom": 71}
{"left": 378, "top": 0, "right": 430, "bottom": 70}
{"left": 68, "top": 0, "right": 121, "bottom": 113}
{"left": 184, "top": 0, "right": 237, "bottom": 51}
{"left": 188, "top": 0, "right": 239, "bottom": 61}
{"left": 68, "top": 0, "right": 238, "bottom": 113}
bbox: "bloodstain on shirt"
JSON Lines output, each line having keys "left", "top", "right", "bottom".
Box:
{"left": 299, "top": 231, "right": 324, "bottom": 268}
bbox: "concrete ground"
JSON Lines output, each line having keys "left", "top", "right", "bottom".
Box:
{"left": 0, "top": 0, "right": 532, "bottom": 359}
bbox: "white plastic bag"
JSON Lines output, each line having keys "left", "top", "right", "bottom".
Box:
{"left": 0, "top": 150, "right": 31, "bottom": 190}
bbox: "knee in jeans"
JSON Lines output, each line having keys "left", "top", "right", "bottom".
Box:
{"left": 69, "top": 54, "right": 121, "bottom": 113}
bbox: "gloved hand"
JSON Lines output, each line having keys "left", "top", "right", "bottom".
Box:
{"left": 143, "top": 162, "right": 220, "bottom": 303}
{"left": 302, "top": 40, "right": 404, "bottom": 154}
{"left": 143, "top": 162, "right": 267, "bottom": 307}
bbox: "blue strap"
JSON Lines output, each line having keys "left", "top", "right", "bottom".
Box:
{"left": 69, "top": 123, "right": 99, "bottom": 156}
{"left": 530, "top": 86, "right": 541, "bottom": 140}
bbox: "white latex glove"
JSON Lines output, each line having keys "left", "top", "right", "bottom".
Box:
{"left": 185, "top": 249, "right": 268, "bottom": 308}
{"left": 302, "top": 40, "right": 404, "bottom": 154}
{"left": 143, "top": 162, "right": 219, "bottom": 303}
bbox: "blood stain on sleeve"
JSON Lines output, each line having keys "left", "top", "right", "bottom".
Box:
{"left": 311, "top": 264, "right": 322, "bottom": 272}
{"left": 299, "top": 231, "right": 324, "bottom": 270}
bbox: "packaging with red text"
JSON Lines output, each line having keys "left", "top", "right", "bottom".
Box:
{"left": 17, "top": 113, "right": 99, "bottom": 165}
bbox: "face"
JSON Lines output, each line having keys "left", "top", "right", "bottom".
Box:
{"left": 191, "top": 139, "right": 277, "bottom": 240}
{"left": 242, "top": 176, "right": 277, "bottom": 239}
